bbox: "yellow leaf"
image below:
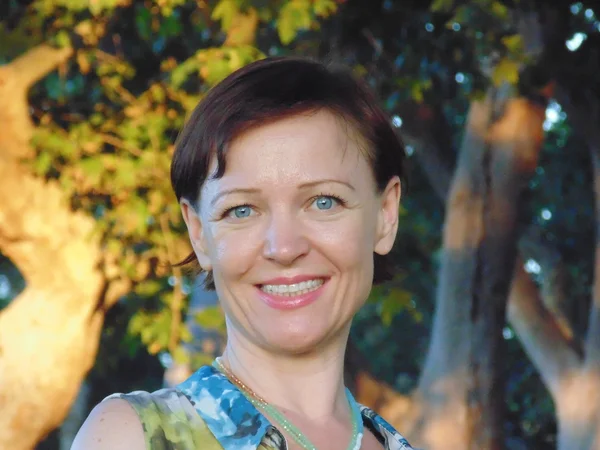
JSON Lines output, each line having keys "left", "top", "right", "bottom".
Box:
{"left": 75, "top": 20, "right": 92, "bottom": 39}
{"left": 200, "top": 65, "right": 209, "bottom": 79}
{"left": 148, "top": 190, "right": 165, "bottom": 214}
{"left": 501, "top": 34, "right": 523, "bottom": 54}
{"left": 492, "top": 58, "right": 520, "bottom": 86}
{"left": 211, "top": 0, "right": 240, "bottom": 31}
{"left": 228, "top": 48, "right": 243, "bottom": 72}
{"left": 224, "top": 7, "right": 259, "bottom": 46}
{"left": 313, "top": 0, "right": 337, "bottom": 17}
{"left": 410, "top": 83, "right": 425, "bottom": 103}
{"left": 148, "top": 341, "right": 162, "bottom": 354}
{"left": 277, "top": 0, "right": 313, "bottom": 45}
{"left": 76, "top": 51, "right": 90, "bottom": 74}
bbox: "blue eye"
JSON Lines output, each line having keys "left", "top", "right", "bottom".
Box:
{"left": 231, "top": 205, "right": 252, "bottom": 218}
{"left": 314, "top": 196, "right": 336, "bottom": 210}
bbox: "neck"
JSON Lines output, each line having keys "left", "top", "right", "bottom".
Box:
{"left": 221, "top": 326, "right": 351, "bottom": 421}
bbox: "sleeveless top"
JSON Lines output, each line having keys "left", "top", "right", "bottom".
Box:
{"left": 105, "top": 365, "right": 414, "bottom": 450}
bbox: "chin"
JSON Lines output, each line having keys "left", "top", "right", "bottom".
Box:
{"left": 260, "top": 322, "right": 339, "bottom": 356}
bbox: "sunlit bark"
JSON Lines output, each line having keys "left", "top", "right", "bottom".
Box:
{"left": 554, "top": 148, "right": 600, "bottom": 450}
{"left": 393, "top": 88, "right": 600, "bottom": 450}
{"left": 389, "top": 90, "right": 546, "bottom": 450}
{"left": 0, "top": 43, "right": 107, "bottom": 450}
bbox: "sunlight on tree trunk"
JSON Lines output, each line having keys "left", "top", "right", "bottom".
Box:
{"left": 554, "top": 148, "right": 600, "bottom": 450}
{"left": 384, "top": 89, "right": 546, "bottom": 450}
{"left": 0, "top": 45, "right": 109, "bottom": 450}
{"left": 389, "top": 86, "right": 600, "bottom": 449}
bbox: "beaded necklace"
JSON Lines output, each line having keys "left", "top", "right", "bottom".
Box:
{"left": 213, "top": 357, "right": 363, "bottom": 450}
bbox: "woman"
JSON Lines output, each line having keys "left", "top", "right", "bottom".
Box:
{"left": 72, "top": 57, "right": 414, "bottom": 450}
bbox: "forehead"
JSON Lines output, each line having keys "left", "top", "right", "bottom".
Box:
{"left": 211, "top": 110, "right": 372, "bottom": 182}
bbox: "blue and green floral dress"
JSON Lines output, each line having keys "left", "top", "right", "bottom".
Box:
{"left": 105, "top": 365, "right": 414, "bottom": 450}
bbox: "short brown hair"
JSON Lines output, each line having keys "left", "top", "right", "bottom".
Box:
{"left": 170, "top": 57, "right": 406, "bottom": 289}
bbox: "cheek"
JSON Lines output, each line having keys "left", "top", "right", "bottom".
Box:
{"left": 311, "top": 213, "right": 376, "bottom": 269}
{"left": 205, "top": 224, "right": 263, "bottom": 276}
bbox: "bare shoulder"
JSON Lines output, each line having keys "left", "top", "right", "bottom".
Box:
{"left": 71, "top": 398, "right": 146, "bottom": 450}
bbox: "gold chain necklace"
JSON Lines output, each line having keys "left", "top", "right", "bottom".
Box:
{"left": 214, "top": 357, "right": 269, "bottom": 403}
{"left": 213, "top": 357, "right": 364, "bottom": 450}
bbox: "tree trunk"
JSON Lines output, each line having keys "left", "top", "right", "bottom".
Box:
{"left": 395, "top": 90, "right": 545, "bottom": 450}
{"left": 388, "top": 85, "right": 600, "bottom": 449}
{"left": 0, "top": 170, "right": 105, "bottom": 450}
{"left": 553, "top": 147, "right": 600, "bottom": 450}
{"left": 0, "top": 45, "right": 112, "bottom": 450}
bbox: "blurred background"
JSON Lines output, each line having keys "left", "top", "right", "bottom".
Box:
{"left": 1, "top": 0, "right": 600, "bottom": 449}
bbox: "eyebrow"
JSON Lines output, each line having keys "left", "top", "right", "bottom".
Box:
{"left": 298, "top": 179, "right": 356, "bottom": 191}
{"left": 210, "top": 188, "right": 260, "bottom": 207}
{"left": 209, "top": 179, "right": 355, "bottom": 207}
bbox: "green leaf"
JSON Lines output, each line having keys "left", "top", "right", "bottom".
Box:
{"left": 33, "top": 152, "right": 54, "bottom": 175}
{"left": 430, "top": 0, "right": 454, "bottom": 13}
{"left": 128, "top": 312, "right": 148, "bottom": 335}
{"left": 106, "top": 238, "right": 122, "bottom": 256}
{"left": 160, "top": 14, "right": 183, "bottom": 37}
{"left": 148, "top": 190, "right": 166, "bottom": 215}
{"left": 212, "top": 0, "right": 240, "bottom": 31}
{"left": 113, "top": 158, "right": 138, "bottom": 189}
{"left": 135, "top": 6, "right": 152, "bottom": 40}
{"left": 190, "top": 353, "right": 218, "bottom": 370}
{"left": 180, "top": 325, "right": 193, "bottom": 343}
{"left": 410, "top": 79, "right": 431, "bottom": 103}
{"left": 134, "top": 280, "right": 163, "bottom": 296}
{"left": 450, "top": 5, "right": 470, "bottom": 24}
{"left": 378, "top": 289, "right": 412, "bottom": 326}
{"left": 313, "top": 0, "right": 337, "bottom": 17}
{"left": 204, "top": 55, "right": 234, "bottom": 85}
{"left": 277, "top": 0, "right": 313, "bottom": 45}
{"left": 411, "top": 85, "right": 424, "bottom": 103}
{"left": 79, "top": 157, "right": 105, "bottom": 189}
{"left": 172, "top": 345, "right": 191, "bottom": 365}
{"left": 55, "top": 29, "right": 71, "bottom": 48}
{"left": 502, "top": 34, "right": 523, "bottom": 54}
{"left": 195, "top": 306, "right": 226, "bottom": 331}
{"left": 170, "top": 58, "right": 200, "bottom": 88}
{"left": 490, "top": 1, "right": 509, "bottom": 20}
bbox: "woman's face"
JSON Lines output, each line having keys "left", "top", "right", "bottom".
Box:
{"left": 182, "top": 110, "right": 400, "bottom": 355}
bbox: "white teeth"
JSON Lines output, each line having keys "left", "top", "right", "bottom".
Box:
{"left": 261, "top": 279, "right": 324, "bottom": 296}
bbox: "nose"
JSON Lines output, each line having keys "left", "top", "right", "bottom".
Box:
{"left": 262, "top": 211, "right": 310, "bottom": 265}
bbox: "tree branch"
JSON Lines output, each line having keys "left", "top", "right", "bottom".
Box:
{"left": 585, "top": 148, "right": 600, "bottom": 370}
{"left": 518, "top": 227, "right": 576, "bottom": 343}
{"left": 0, "top": 43, "right": 73, "bottom": 160}
{"left": 4, "top": 43, "right": 73, "bottom": 91}
{"left": 0, "top": 161, "right": 101, "bottom": 298}
{"left": 507, "top": 260, "right": 582, "bottom": 399}
{"left": 406, "top": 102, "right": 581, "bottom": 398}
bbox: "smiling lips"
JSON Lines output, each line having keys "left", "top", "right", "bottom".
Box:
{"left": 256, "top": 276, "right": 327, "bottom": 310}
{"left": 260, "top": 278, "right": 323, "bottom": 296}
